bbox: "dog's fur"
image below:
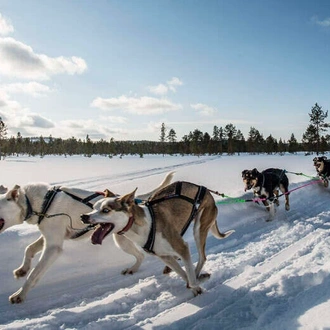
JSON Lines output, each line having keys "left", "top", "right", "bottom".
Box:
{"left": 81, "top": 181, "right": 234, "bottom": 296}
{"left": 0, "top": 172, "right": 174, "bottom": 303}
{"left": 242, "top": 168, "right": 290, "bottom": 220}
{"left": 313, "top": 156, "right": 330, "bottom": 187}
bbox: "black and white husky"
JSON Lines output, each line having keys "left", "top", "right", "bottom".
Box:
{"left": 242, "top": 168, "right": 290, "bottom": 220}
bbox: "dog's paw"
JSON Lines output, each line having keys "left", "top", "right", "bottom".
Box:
{"left": 13, "top": 267, "right": 28, "bottom": 278}
{"left": 9, "top": 289, "right": 25, "bottom": 304}
{"left": 121, "top": 266, "right": 139, "bottom": 275}
{"left": 121, "top": 268, "right": 134, "bottom": 275}
{"left": 191, "top": 286, "right": 203, "bottom": 296}
{"left": 163, "top": 266, "right": 172, "bottom": 274}
{"left": 285, "top": 204, "right": 290, "bottom": 211}
{"left": 198, "top": 273, "right": 211, "bottom": 282}
{"left": 324, "top": 180, "right": 329, "bottom": 188}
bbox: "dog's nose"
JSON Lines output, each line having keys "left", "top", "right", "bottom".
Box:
{"left": 80, "top": 214, "right": 90, "bottom": 224}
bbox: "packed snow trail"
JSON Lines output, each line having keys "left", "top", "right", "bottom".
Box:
{"left": 1, "top": 154, "right": 330, "bottom": 330}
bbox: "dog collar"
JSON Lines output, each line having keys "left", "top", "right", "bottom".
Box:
{"left": 24, "top": 195, "right": 34, "bottom": 221}
{"left": 117, "top": 215, "right": 134, "bottom": 235}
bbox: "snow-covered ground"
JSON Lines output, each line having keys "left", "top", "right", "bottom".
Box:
{"left": 1, "top": 153, "right": 330, "bottom": 330}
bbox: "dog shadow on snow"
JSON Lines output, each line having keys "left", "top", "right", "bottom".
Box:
{"left": 149, "top": 270, "right": 330, "bottom": 330}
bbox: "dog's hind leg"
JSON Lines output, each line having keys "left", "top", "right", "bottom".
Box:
{"left": 280, "top": 184, "right": 290, "bottom": 211}
{"left": 113, "top": 234, "right": 144, "bottom": 275}
{"left": 13, "top": 235, "right": 44, "bottom": 278}
{"left": 193, "top": 211, "right": 209, "bottom": 280}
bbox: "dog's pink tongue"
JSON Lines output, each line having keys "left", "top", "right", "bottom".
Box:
{"left": 91, "top": 224, "right": 113, "bottom": 245}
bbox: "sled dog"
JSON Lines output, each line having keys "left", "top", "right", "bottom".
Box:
{"left": 81, "top": 181, "right": 234, "bottom": 296}
{"left": 242, "top": 168, "right": 290, "bottom": 220}
{"left": 313, "top": 156, "right": 330, "bottom": 187}
{"left": 0, "top": 172, "right": 174, "bottom": 303}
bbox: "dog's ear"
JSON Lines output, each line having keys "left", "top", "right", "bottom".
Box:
{"left": 252, "top": 168, "right": 259, "bottom": 176}
{"left": 104, "top": 189, "right": 116, "bottom": 198}
{"left": 7, "top": 185, "right": 20, "bottom": 201}
{"left": 0, "top": 185, "right": 8, "bottom": 194}
{"left": 119, "top": 188, "right": 137, "bottom": 206}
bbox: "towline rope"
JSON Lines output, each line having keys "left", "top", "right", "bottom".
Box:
{"left": 212, "top": 170, "right": 323, "bottom": 205}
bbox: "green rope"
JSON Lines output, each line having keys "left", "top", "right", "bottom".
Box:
{"left": 284, "top": 170, "right": 319, "bottom": 180}
{"left": 215, "top": 197, "right": 247, "bottom": 205}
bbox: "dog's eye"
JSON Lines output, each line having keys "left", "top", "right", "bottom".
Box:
{"left": 102, "top": 208, "right": 110, "bottom": 213}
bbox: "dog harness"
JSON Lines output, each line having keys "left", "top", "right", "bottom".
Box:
{"left": 24, "top": 187, "right": 104, "bottom": 239}
{"left": 142, "top": 181, "right": 207, "bottom": 254}
{"left": 254, "top": 169, "right": 287, "bottom": 201}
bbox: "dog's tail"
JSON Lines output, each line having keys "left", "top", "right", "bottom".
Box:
{"left": 210, "top": 222, "right": 235, "bottom": 239}
{"left": 137, "top": 171, "right": 175, "bottom": 201}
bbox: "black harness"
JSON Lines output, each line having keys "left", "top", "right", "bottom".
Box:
{"left": 254, "top": 169, "right": 287, "bottom": 201}
{"left": 24, "top": 187, "right": 104, "bottom": 239}
{"left": 142, "top": 181, "right": 207, "bottom": 254}
{"left": 320, "top": 161, "right": 330, "bottom": 178}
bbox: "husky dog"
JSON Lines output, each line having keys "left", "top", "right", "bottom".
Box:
{"left": 242, "top": 168, "right": 290, "bottom": 220}
{"left": 313, "top": 156, "right": 330, "bottom": 187}
{"left": 81, "top": 181, "right": 234, "bottom": 296}
{"left": 0, "top": 172, "right": 174, "bottom": 303}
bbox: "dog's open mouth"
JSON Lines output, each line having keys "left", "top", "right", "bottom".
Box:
{"left": 0, "top": 219, "right": 4, "bottom": 231}
{"left": 245, "top": 183, "right": 253, "bottom": 191}
{"left": 91, "top": 223, "right": 114, "bottom": 245}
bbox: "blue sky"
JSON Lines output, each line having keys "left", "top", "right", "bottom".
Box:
{"left": 0, "top": 0, "right": 330, "bottom": 142}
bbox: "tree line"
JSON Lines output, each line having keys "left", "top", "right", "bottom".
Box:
{"left": 0, "top": 103, "right": 329, "bottom": 158}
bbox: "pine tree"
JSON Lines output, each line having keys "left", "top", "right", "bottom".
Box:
{"left": 288, "top": 133, "right": 299, "bottom": 154}
{"left": 0, "top": 117, "right": 8, "bottom": 160}
{"left": 302, "top": 103, "right": 329, "bottom": 154}
{"left": 224, "top": 123, "right": 237, "bottom": 155}
{"left": 159, "top": 123, "right": 166, "bottom": 156}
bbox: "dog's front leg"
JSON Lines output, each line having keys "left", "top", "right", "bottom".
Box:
{"left": 161, "top": 240, "right": 202, "bottom": 296}
{"left": 262, "top": 199, "right": 270, "bottom": 212}
{"left": 159, "top": 255, "right": 188, "bottom": 282}
{"left": 13, "top": 235, "right": 44, "bottom": 278}
{"left": 9, "top": 244, "right": 63, "bottom": 304}
{"left": 181, "top": 252, "right": 203, "bottom": 296}
{"left": 113, "top": 234, "right": 145, "bottom": 275}
{"left": 266, "top": 202, "right": 276, "bottom": 222}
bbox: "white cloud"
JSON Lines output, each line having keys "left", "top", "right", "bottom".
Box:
{"left": 167, "top": 77, "right": 183, "bottom": 92}
{"left": 191, "top": 103, "right": 217, "bottom": 116}
{"left": 147, "top": 84, "right": 168, "bottom": 96}
{"left": 0, "top": 82, "right": 51, "bottom": 97}
{"left": 311, "top": 15, "right": 330, "bottom": 27}
{"left": 1, "top": 108, "right": 54, "bottom": 130}
{"left": 100, "top": 115, "right": 128, "bottom": 124}
{"left": 0, "top": 13, "right": 14, "bottom": 36}
{"left": 148, "top": 77, "right": 183, "bottom": 95}
{"left": 57, "top": 119, "right": 126, "bottom": 140}
{"left": 91, "top": 95, "right": 182, "bottom": 115}
{"left": 0, "top": 37, "right": 87, "bottom": 80}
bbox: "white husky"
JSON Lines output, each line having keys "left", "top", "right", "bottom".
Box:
{"left": 0, "top": 172, "right": 173, "bottom": 303}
